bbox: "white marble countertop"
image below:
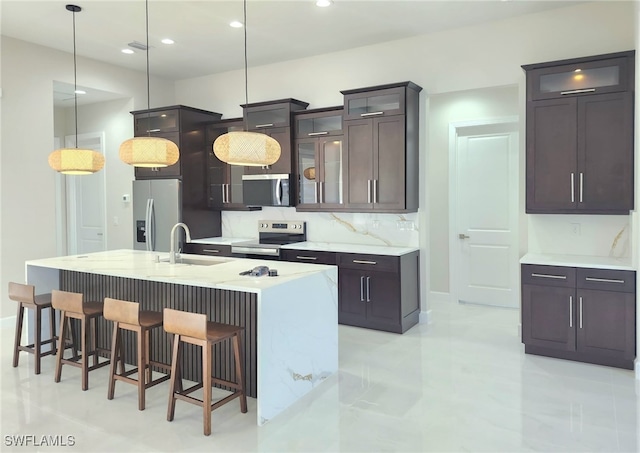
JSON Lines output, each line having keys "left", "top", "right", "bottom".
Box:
{"left": 280, "top": 241, "right": 419, "bottom": 256}
{"left": 520, "top": 253, "right": 635, "bottom": 271}
{"left": 190, "top": 237, "right": 254, "bottom": 245}
{"left": 25, "top": 249, "right": 335, "bottom": 294}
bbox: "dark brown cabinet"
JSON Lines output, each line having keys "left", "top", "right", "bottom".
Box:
{"left": 294, "top": 107, "right": 345, "bottom": 211}
{"left": 521, "top": 264, "right": 636, "bottom": 369}
{"left": 523, "top": 51, "right": 635, "bottom": 214}
{"left": 337, "top": 251, "right": 419, "bottom": 333}
{"left": 341, "top": 82, "right": 421, "bottom": 213}
{"left": 280, "top": 249, "right": 337, "bottom": 265}
{"left": 206, "top": 118, "right": 259, "bottom": 211}
{"left": 131, "top": 105, "right": 222, "bottom": 180}
{"left": 242, "top": 99, "right": 309, "bottom": 177}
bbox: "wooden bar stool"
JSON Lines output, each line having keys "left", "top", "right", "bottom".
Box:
{"left": 163, "top": 308, "right": 247, "bottom": 436}
{"left": 104, "top": 297, "right": 171, "bottom": 410}
{"left": 10, "top": 282, "right": 56, "bottom": 375}
{"left": 52, "top": 289, "right": 110, "bottom": 390}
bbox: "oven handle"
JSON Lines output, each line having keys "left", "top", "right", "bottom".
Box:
{"left": 231, "top": 246, "right": 280, "bottom": 256}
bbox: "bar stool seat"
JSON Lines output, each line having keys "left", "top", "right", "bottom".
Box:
{"left": 164, "top": 308, "right": 247, "bottom": 436}
{"left": 104, "top": 297, "right": 171, "bottom": 411}
{"left": 52, "top": 290, "right": 110, "bottom": 391}
{"left": 10, "top": 282, "right": 56, "bottom": 375}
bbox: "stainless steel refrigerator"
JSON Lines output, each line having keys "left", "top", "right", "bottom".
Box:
{"left": 133, "top": 179, "right": 181, "bottom": 252}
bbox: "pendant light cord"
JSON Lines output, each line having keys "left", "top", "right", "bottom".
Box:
{"left": 72, "top": 7, "right": 79, "bottom": 149}
{"left": 146, "top": 0, "right": 151, "bottom": 137}
{"left": 243, "top": 0, "right": 249, "bottom": 132}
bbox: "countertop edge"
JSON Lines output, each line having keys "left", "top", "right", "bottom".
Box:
{"left": 520, "top": 253, "right": 636, "bottom": 271}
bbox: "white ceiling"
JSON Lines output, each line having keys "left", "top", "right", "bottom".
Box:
{"left": 3, "top": 0, "right": 583, "bottom": 106}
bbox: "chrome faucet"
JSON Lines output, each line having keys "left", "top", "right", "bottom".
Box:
{"left": 169, "top": 222, "right": 192, "bottom": 264}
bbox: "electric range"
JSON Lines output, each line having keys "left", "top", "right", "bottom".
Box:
{"left": 230, "top": 220, "right": 306, "bottom": 260}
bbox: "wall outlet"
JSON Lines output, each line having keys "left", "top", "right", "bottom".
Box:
{"left": 122, "top": 194, "right": 130, "bottom": 202}
{"left": 570, "top": 223, "right": 581, "bottom": 236}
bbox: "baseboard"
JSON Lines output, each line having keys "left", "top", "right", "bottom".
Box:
{"left": 429, "top": 291, "right": 451, "bottom": 303}
{"left": 0, "top": 316, "right": 16, "bottom": 329}
{"left": 418, "top": 310, "right": 432, "bottom": 324}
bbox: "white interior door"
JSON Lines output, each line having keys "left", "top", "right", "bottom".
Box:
{"left": 450, "top": 120, "right": 519, "bottom": 308}
{"left": 65, "top": 132, "right": 106, "bottom": 254}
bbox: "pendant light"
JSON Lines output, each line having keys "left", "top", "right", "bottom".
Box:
{"left": 212, "top": 0, "right": 281, "bottom": 167}
{"left": 48, "top": 4, "right": 105, "bottom": 175}
{"left": 119, "top": 0, "right": 179, "bottom": 168}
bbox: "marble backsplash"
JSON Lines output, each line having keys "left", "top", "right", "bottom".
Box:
{"left": 222, "top": 207, "right": 419, "bottom": 247}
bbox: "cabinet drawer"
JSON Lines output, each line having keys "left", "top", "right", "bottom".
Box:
{"left": 577, "top": 268, "right": 636, "bottom": 293}
{"left": 338, "top": 253, "right": 398, "bottom": 272}
{"left": 521, "top": 264, "right": 576, "bottom": 288}
{"left": 183, "top": 243, "right": 232, "bottom": 257}
{"left": 280, "top": 249, "right": 337, "bottom": 265}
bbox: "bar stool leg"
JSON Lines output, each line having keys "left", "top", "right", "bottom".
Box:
{"left": 203, "top": 341, "right": 212, "bottom": 436}
{"left": 49, "top": 306, "right": 57, "bottom": 356}
{"left": 92, "top": 317, "right": 98, "bottom": 367}
{"left": 233, "top": 335, "right": 248, "bottom": 413}
{"left": 107, "top": 322, "right": 120, "bottom": 401}
{"left": 167, "top": 334, "right": 181, "bottom": 422}
{"left": 34, "top": 306, "right": 42, "bottom": 374}
{"left": 54, "top": 312, "right": 67, "bottom": 383}
{"left": 13, "top": 303, "right": 25, "bottom": 368}
{"left": 137, "top": 326, "right": 145, "bottom": 411}
{"left": 81, "top": 315, "right": 88, "bottom": 391}
{"left": 146, "top": 329, "right": 152, "bottom": 385}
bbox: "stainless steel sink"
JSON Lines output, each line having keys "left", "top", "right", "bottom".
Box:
{"left": 159, "top": 257, "right": 225, "bottom": 266}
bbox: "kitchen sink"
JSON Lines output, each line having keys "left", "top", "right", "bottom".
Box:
{"left": 159, "top": 257, "right": 226, "bottom": 266}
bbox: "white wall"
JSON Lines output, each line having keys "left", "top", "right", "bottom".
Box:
{"left": 0, "top": 36, "right": 175, "bottom": 318}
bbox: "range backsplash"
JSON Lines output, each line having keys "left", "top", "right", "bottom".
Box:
{"left": 221, "top": 208, "right": 419, "bottom": 247}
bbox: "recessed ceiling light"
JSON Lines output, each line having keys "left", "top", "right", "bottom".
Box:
{"left": 74, "top": 90, "right": 86, "bottom": 95}
{"left": 121, "top": 48, "right": 134, "bottom": 54}
{"left": 161, "top": 38, "right": 174, "bottom": 45}
{"left": 316, "top": 0, "right": 333, "bottom": 7}
{"left": 230, "top": 20, "right": 243, "bottom": 28}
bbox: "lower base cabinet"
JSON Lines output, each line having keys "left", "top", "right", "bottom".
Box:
{"left": 521, "top": 264, "right": 636, "bottom": 369}
{"left": 281, "top": 248, "right": 420, "bottom": 334}
{"left": 338, "top": 251, "right": 420, "bottom": 334}
{"left": 183, "top": 243, "right": 232, "bottom": 257}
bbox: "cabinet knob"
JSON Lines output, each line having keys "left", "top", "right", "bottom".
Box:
{"left": 458, "top": 234, "right": 470, "bottom": 239}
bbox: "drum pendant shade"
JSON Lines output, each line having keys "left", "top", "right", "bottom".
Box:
{"left": 213, "top": 132, "right": 280, "bottom": 166}
{"left": 119, "top": 136, "right": 179, "bottom": 168}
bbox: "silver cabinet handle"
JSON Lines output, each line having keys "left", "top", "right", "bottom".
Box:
{"left": 531, "top": 273, "right": 567, "bottom": 280}
{"left": 222, "top": 184, "right": 227, "bottom": 204}
{"left": 585, "top": 277, "right": 625, "bottom": 284}
{"left": 314, "top": 181, "right": 318, "bottom": 204}
{"left": 366, "top": 276, "right": 371, "bottom": 302}
{"left": 367, "top": 180, "right": 372, "bottom": 203}
{"left": 560, "top": 88, "right": 596, "bottom": 95}
{"left": 570, "top": 173, "right": 575, "bottom": 203}
{"left": 569, "top": 296, "right": 573, "bottom": 328}
{"left": 353, "top": 260, "right": 377, "bottom": 265}
{"left": 579, "top": 296, "right": 583, "bottom": 329}
{"left": 320, "top": 181, "right": 324, "bottom": 204}
{"left": 360, "top": 276, "right": 365, "bottom": 302}
{"left": 308, "top": 131, "right": 328, "bottom": 136}
{"left": 458, "top": 234, "right": 470, "bottom": 239}
{"left": 254, "top": 123, "right": 274, "bottom": 128}
{"left": 360, "top": 111, "right": 384, "bottom": 117}
{"left": 373, "top": 179, "right": 377, "bottom": 204}
{"left": 146, "top": 128, "right": 161, "bottom": 133}
{"left": 226, "top": 184, "right": 230, "bottom": 204}
{"left": 202, "top": 249, "right": 220, "bottom": 253}
{"left": 579, "top": 173, "right": 583, "bottom": 203}
{"left": 296, "top": 256, "right": 317, "bottom": 261}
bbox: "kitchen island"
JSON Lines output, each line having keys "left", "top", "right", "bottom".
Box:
{"left": 25, "top": 249, "right": 338, "bottom": 425}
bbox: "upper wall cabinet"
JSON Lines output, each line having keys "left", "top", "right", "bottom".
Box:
{"left": 294, "top": 107, "right": 345, "bottom": 211}
{"left": 522, "top": 51, "right": 635, "bottom": 214}
{"left": 341, "top": 82, "right": 422, "bottom": 213}
{"left": 131, "top": 105, "right": 222, "bottom": 180}
{"left": 242, "top": 99, "right": 309, "bottom": 176}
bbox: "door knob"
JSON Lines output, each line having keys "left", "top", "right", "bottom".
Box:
{"left": 458, "top": 233, "right": 470, "bottom": 239}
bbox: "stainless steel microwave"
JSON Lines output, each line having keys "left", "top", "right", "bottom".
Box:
{"left": 242, "top": 174, "right": 291, "bottom": 207}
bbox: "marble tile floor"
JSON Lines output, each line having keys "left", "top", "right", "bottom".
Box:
{"left": 1, "top": 300, "right": 638, "bottom": 452}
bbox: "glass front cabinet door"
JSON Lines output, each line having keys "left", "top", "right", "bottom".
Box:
{"left": 296, "top": 137, "right": 344, "bottom": 210}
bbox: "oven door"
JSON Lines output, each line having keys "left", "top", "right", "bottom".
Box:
{"left": 231, "top": 246, "right": 281, "bottom": 261}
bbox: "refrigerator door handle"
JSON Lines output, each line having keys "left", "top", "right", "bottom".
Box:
{"left": 148, "top": 198, "right": 156, "bottom": 251}
{"left": 144, "top": 199, "right": 151, "bottom": 251}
